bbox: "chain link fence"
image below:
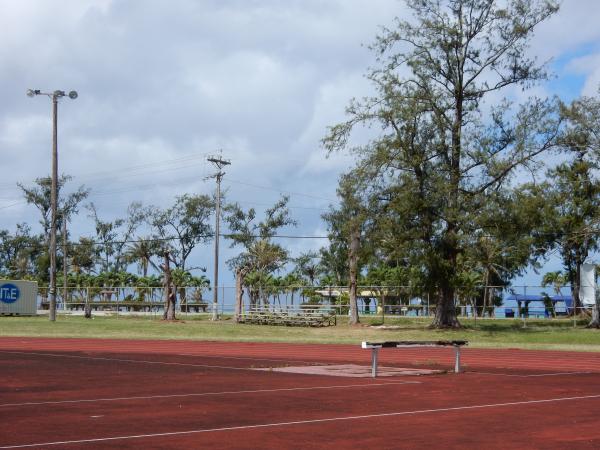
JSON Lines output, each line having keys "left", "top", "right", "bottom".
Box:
{"left": 35, "top": 284, "right": 595, "bottom": 321}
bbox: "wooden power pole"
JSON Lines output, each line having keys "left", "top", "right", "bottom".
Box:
{"left": 208, "top": 154, "right": 230, "bottom": 321}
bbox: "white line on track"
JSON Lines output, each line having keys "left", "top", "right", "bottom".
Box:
{"left": 0, "top": 382, "right": 419, "bottom": 408}
{"left": 473, "top": 371, "right": 595, "bottom": 377}
{"left": 2, "top": 393, "right": 600, "bottom": 448}
{"left": 175, "top": 352, "right": 329, "bottom": 365}
{"left": 0, "top": 350, "right": 268, "bottom": 371}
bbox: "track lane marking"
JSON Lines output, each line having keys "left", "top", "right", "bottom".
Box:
{"left": 175, "top": 353, "right": 329, "bottom": 365}
{"left": 0, "top": 350, "right": 275, "bottom": 371}
{"left": 2, "top": 393, "right": 600, "bottom": 448}
{"left": 0, "top": 381, "right": 419, "bottom": 408}
{"left": 472, "top": 371, "right": 595, "bottom": 377}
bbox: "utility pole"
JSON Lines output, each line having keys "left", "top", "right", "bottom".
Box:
{"left": 208, "top": 154, "right": 230, "bottom": 321}
{"left": 26, "top": 89, "right": 77, "bottom": 322}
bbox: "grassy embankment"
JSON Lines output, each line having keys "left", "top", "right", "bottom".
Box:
{"left": 1, "top": 314, "right": 600, "bottom": 351}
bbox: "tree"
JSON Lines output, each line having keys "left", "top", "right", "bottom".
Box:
{"left": 68, "top": 237, "right": 98, "bottom": 275}
{"left": 87, "top": 202, "right": 147, "bottom": 273}
{"left": 224, "top": 196, "right": 296, "bottom": 319}
{"left": 18, "top": 175, "right": 89, "bottom": 283}
{"left": 322, "top": 173, "right": 373, "bottom": 325}
{"left": 171, "top": 268, "right": 210, "bottom": 312}
{"left": 124, "top": 238, "right": 161, "bottom": 277}
{"left": 0, "top": 224, "right": 44, "bottom": 280}
{"left": 293, "top": 251, "right": 321, "bottom": 286}
{"left": 150, "top": 194, "right": 213, "bottom": 270}
{"left": 542, "top": 271, "right": 567, "bottom": 296}
{"left": 544, "top": 96, "right": 600, "bottom": 318}
{"left": 161, "top": 252, "right": 176, "bottom": 320}
{"left": 323, "top": 0, "right": 560, "bottom": 328}
{"left": 18, "top": 175, "right": 89, "bottom": 242}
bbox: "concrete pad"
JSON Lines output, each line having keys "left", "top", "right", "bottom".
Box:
{"left": 255, "top": 364, "right": 443, "bottom": 377}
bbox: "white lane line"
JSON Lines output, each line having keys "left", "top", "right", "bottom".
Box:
{"left": 0, "top": 381, "right": 419, "bottom": 408}
{"left": 0, "top": 351, "right": 263, "bottom": 371}
{"left": 2, "top": 393, "right": 600, "bottom": 448}
{"left": 473, "top": 371, "right": 594, "bottom": 377}
{"left": 175, "top": 352, "right": 330, "bottom": 365}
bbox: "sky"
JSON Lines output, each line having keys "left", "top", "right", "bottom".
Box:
{"left": 1, "top": 0, "right": 600, "bottom": 287}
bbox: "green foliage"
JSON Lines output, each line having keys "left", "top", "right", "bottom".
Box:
{"left": 150, "top": 194, "right": 214, "bottom": 269}
{"left": 322, "top": 0, "right": 560, "bottom": 327}
{"left": 87, "top": 202, "right": 147, "bottom": 273}
{"left": 0, "top": 223, "right": 45, "bottom": 281}
{"left": 18, "top": 175, "right": 89, "bottom": 240}
{"left": 224, "top": 196, "right": 295, "bottom": 276}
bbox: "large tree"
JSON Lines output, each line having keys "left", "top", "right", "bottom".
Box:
{"left": 0, "top": 224, "right": 45, "bottom": 280}
{"left": 546, "top": 96, "right": 600, "bottom": 320}
{"left": 18, "top": 175, "right": 89, "bottom": 243}
{"left": 149, "top": 194, "right": 213, "bottom": 270}
{"left": 324, "top": 0, "right": 560, "bottom": 327}
{"left": 322, "top": 173, "right": 374, "bottom": 324}
{"left": 224, "top": 196, "right": 296, "bottom": 320}
{"left": 87, "top": 202, "right": 147, "bottom": 273}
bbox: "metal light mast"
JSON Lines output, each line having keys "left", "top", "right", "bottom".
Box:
{"left": 27, "top": 89, "right": 78, "bottom": 321}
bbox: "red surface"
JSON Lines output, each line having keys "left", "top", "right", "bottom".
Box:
{"left": 1, "top": 337, "right": 600, "bottom": 449}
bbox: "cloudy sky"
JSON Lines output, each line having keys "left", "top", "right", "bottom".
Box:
{"left": 1, "top": 0, "right": 599, "bottom": 286}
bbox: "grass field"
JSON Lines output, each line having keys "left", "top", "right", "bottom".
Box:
{"left": 1, "top": 313, "right": 600, "bottom": 351}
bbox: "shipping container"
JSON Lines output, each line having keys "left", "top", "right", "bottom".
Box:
{"left": 0, "top": 280, "right": 38, "bottom": 315}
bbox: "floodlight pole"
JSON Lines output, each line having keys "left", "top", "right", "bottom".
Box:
{"left": 208, "top": 155, "right": 230, "bottom": 321}
{"left": 27, "top": 89, "right": 78, "bottom": 321}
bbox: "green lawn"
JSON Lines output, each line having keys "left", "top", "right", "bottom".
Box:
{"left": 1, "top": 314, "right": 600, "bottom": 351}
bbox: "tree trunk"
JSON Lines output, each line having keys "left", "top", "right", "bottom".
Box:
{"left": 84, "top": 288, "right": 92, "bottom": 319}
{"left": 234, "top": 268, "right": 244, "bottom": 322}
{"left": 430, "top": 284, "right": 461, "bottom": 328}
{"left": 162, "top": 252, "right": 176, "bottom": 321}
{"left": 348, "top": 227, "right": 360, "bottom": 325}
{"left": 572, "top": 261, "right": 582, "bottom": 317}
{"left": 430, "top": 227, "right": 461, "bottom": 328}
{"left": 179, "top": 287, "right": 187, "bottom": 312}
{"left": 588, "top": 303, "right": 600, "bottom": 328}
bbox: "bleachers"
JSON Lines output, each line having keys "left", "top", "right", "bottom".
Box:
{"left": 237, "top": 309, "right": 337, "bottom": 327}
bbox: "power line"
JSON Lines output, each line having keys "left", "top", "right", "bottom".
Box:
{"left": 223, "top": 177, "right": 337, "bottom": 203}
{"left": 0, "top": 201, "right": 27, "bottom": 211}
{"left": 3, "top": 233, "right": 331, "bottom": 250}
{"left": 0, "top": 152, "right": 214, "bottom": 191}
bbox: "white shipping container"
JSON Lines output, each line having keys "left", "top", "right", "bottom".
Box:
{"left": 0, "top": 280, "right": 38, "bottom": 315}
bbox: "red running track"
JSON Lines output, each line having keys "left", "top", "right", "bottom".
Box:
{"left": 1, "top": 337, "right": 600, "bottom": 449}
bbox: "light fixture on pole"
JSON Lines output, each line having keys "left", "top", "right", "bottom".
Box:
{"left": 27, "top": 88, "right": 78, "bottom": 322}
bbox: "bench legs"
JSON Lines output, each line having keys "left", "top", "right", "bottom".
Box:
{"left": 454, "top": 345, "right": 461, "bottom": 373}
{"left": 370, "top": 347, "right": 380, "bottom": 378}
{"left": 369, "top": 345, "right": 463, "bottom": 378}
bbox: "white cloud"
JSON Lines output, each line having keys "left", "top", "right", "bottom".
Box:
{"left": 1, "top": 0, "right": 599, "bottom": 284}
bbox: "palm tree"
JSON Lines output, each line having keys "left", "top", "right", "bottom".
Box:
{"left": 542, "top": 271, "right": 568, "bottom": 296}
{"left": 542, "top": 271, "right": 568, "bottom": 317}
{"left": 124, "top": 239, "right": 159, "bottom": 277}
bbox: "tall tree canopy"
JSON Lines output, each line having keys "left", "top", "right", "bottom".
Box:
{"left": 224, "top": 196, "right": 296, "bottom": 314}
{"left": 18, "top": 175, "right": 89, "bottom": 244}
{"left": 545, "top": 95, "right": 600, "bottom": 317}
{"left": 324, "top": 0, "right": 560, "bottom": 327}
{"left": 149, "top": 194, "right": 214, "bottom": 270}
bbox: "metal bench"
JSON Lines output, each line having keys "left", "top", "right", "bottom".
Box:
{"left": 361, "top": 340, "right": 468, "bottom": 378}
